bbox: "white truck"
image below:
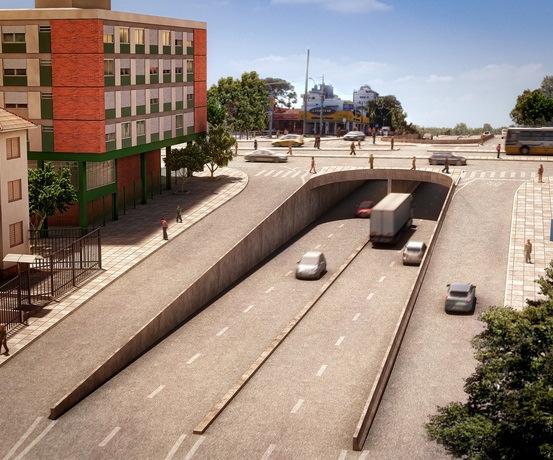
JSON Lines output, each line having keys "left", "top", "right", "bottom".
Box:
{"left": 369, "top": 193, "right": 413, "bottom": 245}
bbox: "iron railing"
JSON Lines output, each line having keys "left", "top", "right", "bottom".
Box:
{"left": 0, "top": 278, "right": 23, "bottom": 332}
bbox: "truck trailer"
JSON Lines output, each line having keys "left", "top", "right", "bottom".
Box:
{"left": 369, "top": 193, "right": 413, "bottom": 245}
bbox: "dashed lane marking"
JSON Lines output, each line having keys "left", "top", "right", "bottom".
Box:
{"left": 164, "top": 434, "right": 187, "bottom": 460}
{"left": 147, "top": 385, "right": 165, "bottom": 399}
{"left": 216, "top": 327, "right": 229, "bottom": 337}
{"left": 378, "top": 276, "right": 386, "bottom": 283}
{"left": 254, "top": 170, "right": 267, "bottom": 177}
{"left": 13, "top": 421, "right": 57, "bottom": 460}
{"left": 186, "top": 353, "right": 201, "bottom": 365}
{"left": 328, "top": 233, "right": 334, "bottom": 238}
{"left": 264, "top": 170, "right": 276, "bottom": 177}
{"left": 183, "top": 436, "right": 205, "bottom": 460}
{"left": 366, "top": 292, "right": 374, "bottom": 301}
{"left": 2, "top": 416, "right": 43, "bottom": 460}
{"left": 389, "top": 261, "right": 395, "bottom": 267}
{"left": 260, "top": 444, "right": 276, "bottom": 460}
{"left": 265, "top": 286, "right": 275, "bottom": 294}
{"left": 338, "top": 450, "right": 348, "bottom": 460}
{"left": 335, "top": 336, "right": 345, "bottom": 346}
{"left": 98, "top": 426, "right": 120, "bottom": 448}
{"left": 243, "top": 304, "right": 254, "bottom": 313}
{"left": 352, "top": 313, "right": 361, "bottom": 322}
{"left": 316, "top": 364, "right": 328, "bottom": 377}
{"left": 291, "top": 399, "right": 304, "bottom": 414}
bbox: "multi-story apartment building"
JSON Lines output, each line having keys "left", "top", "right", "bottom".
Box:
{"left": 353, "top": 85, "right": 379, "bottom": 113}
{"left": 0, "top": 0, "right": 207, "bottom": 227}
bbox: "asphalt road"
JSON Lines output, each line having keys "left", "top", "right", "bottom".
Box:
{"left": 364, "top": 178, "right": 521, "bottom": 459}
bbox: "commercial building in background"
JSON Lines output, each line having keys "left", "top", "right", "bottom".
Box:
{"left": 0, "top": 0, "right": 207, "bottom": 227}
{"left": 0, "top": 109, "right": 35, "bottom": 275}
{"left": 353, "top": 85, "right": 379, "bottom": 113}
{"left": 305, "top": 83, "right": 343, "bottom": 113}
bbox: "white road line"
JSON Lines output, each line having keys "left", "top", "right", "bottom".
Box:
{"left": 254, "top": 169, "right": 267, "bottom": 176}
{"left": 2, "top": 416, "right": 43, "bottom": 460}
{"left": 243, "top": 304, "right": 254, "bottom": 313}
{"left": 13, "top": 421, "right": 57, "bottom": 460}
{"left": 186, "top": 353, "right": 201, "bottom": 365}
{"left": 291, "top": 399, "right": 304, "bottom": 414}
{"left": 352, "top": 313, "right": 361, "bottom": 322}
{"left": 338, "top": 450, "right": 348, "bottom": 460}
{"left": 511, "top": 171, "right": 516, "bottom": 178}
{"left": 366, "top": 292, "right": 374, "bottom": 301}
{"left": 378, "top": 275, "right": 386, "bottom": 283}
{"left": 147, "top": 385, "right": 165, "bottom": 399}
{"left": 490, "top": 171, "right": 496, "bottom": 178}
{"left": 335, "top": 336, "right": 345, "bottom": 346}
{"left": 285, "top": 270, "right": 293, "bottom": 276}
{"left": 500, "top": 171, "right": 506, "bottom": 178}
{"left": 521, "top": 171, "right": 526, "bottom": 178}
{"left": 290, "top": 170, "right": 302, "bottom": 178}
{"left": 328, "top": 233, "right": 334, "bottom": 238}
{"left": 314, "top": 244, "right": 322, "bottom": 249}
{"left": 98, "top": 426, "right": 120, "bottom": 448}
{"left": 183, "top": 436, "right": 205, "bottom": 460}
{"left": 216, "top": 326, "right": 229, "bottom": 337}
{"left": 264, "top": 170, "right": 276, "bottom": 177}
{"left": 338, "top": 223, "right": 345, "bottom": 228}
{"left": 272, "top": 170, "right": 283, "bottom": 177}
{"left": 479, "top": 172, "right": 486, "bottom": 178}
{"left": 389, "top": 261, "right": 395, "bottom": 267}
{"left": 265, "top": 286, "right": 275, "bottom": 294}
{"left": 281, "top": 170, "right": 292, "bottom": 178}
{"left": 359, "top": 450, "right": 370, "bottom": 459}
{"left": 468, "top": 171, "right": 476, "bottom": 179}
{"left": 316, "top": 364, "right": 328, "bottom": 377}
{"left": 164, "top": 434, "right": 187, "bottom": 460}
{"left": 260, "top": 443, "right": 276, "bottom": 460}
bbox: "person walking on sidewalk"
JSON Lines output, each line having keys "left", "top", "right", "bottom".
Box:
{"left": 538, "top": 164, "right": 544, "bottom": 183}
{"left": 524, "top": 239, "right": 533, "bottom": 264}
{"left": 496, "top": 143, "right": 501, "bottom": 159}
{"left": 253, "top": 139, "right": 258, "bottom": 150}
{"left": 441, "top": 156, "right": 450, "bottom": 174}
{"left": 369, "top": 153, "right": 374, "bottom": 169}
{"left": 411, "top": 156, "right": 416, "bottom": 170}
{"left": 350, "top": 142, "right": 356, "bottom": 156}
{"left": 288, "top": 145, "right": 293, "bottom": 156}
{"left": 0, "top": 323, "right": 8, "bottom": 355}
{"left": 309, "top": 156, "right": 317, "bottom": 174}
{"left": 391, "top": 136, "right": 395, "bottom": 151}
{"left": 315, "top": 135, "right": 321, "bottom": 149}
{"left": 357, "top": 139, "right": 362, "bottom": 149}
{"left": 160, "top": 218, "right": 169, "bottom": 240}
{"left": 372, "top": 131, "right": 376, "bottom": 145}
{"left": 176, "top": 206, "right": 183, "bottom": 223}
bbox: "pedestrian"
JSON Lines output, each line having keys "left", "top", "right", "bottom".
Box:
{"left": 411, "top": 156, "right": 416, "bottom": 170}
{"left": 176, "top": 206, "right": 183, "bottom": 223}
{"left": 538, "top": 164, "right": 544, "bottom": 183}
{"left": 309, "top": 156, "right": 317, "bottom": 174}
{"left": 160, "top": 218, "right": 169, "bottom": 240}
{"left": 253, "top": 139, "right": 258, "bottom": 150}
{"left": 496, "top": 143, "right": 501, "bottom": 159}
{"left": 288, "top": 145, "right": 293, "bottom": 156}
{"left": 391, "top": 136, "right": 395, "bottom": 151}
{"left": 0, "top": 323, "right": 8, "bottom": 355}
{"left": 357, "top": 139, "right": 361, "bottom": 149}
{"left": 372, "top": 132, "right": 376, "bottom": 145}
{"left": 369, "top": 153, "right": 374, "bottom": 170}
{"left": 524, "top": 239, "right": 532, "bottom": 264}
{"left": 441, "top": 156, "right": 450, "bottom": 174}
{"left": 234, "top": 139, "right": 238, "bottom": 156}
{"left": 350, "top": 142, "right": 356, "bottom": 156}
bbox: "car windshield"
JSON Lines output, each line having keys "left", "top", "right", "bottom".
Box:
{"left": 301, "top": 256, "right": 319, "bottom": 265}
{"left": 449, "top": 290, "right": 468, "bottom": 298}
{"left": 406, "top": 247, "right": 421, "bottom": 253}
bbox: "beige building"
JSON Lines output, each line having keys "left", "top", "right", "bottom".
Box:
{"left": 0, "top": 108, "right": 35, "bottom": 273}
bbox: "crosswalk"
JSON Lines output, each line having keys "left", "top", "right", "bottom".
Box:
{"left": 460, "top": 170, "right": 535, "bottom": 181}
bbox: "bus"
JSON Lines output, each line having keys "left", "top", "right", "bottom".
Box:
{"left": 505, "top": 127, "right": 553, "bottom": 155}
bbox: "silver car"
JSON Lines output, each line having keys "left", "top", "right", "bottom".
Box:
{"left": 428, "top": 152, "right": 467, "bottom": 166}
{"left": 445, "top": 283, "right": 477, "bottom": 314}
{"left": 244, "top": 149, "right": 288, "bottom": 163}
{"left": 402, "top": 241, "right": 427, "bottom": 266}
{"left": 343, "top": 131, "right": 366, "bottom": 141}
{"left": 296, "top": 251, "right": 326, "bottom": 280}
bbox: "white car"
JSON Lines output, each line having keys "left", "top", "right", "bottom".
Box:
{"left": 343, "top": 131, "right": 366, "bottom": 141}
{"left": 244, "top": 149, "right": 288, "bottom": 163}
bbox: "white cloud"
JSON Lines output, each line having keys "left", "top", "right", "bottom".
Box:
{"left": 426, "top": 74, "right": 453, "bottom": 83}
{"left": 270, "top": 0, "right": 391, "bottom": 13}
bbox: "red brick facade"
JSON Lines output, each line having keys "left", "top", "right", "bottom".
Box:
{"left": 53, "top": 120, "right": 105, "bottom": 153}
{"left": 53, "top": 87, "right": 105, "bottom": 121}
{"left": 117, "top": 155, "right": 141, "bottom": 194}
{"left": 193, "top": 29, "right": 207, "bottom": 134}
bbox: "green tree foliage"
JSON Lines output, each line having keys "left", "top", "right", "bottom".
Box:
{"left": 366, "top": 95, "right": 409, "bottom": 131}
{"left": 540, "top": 75, "right": 553, "bottom": 99}
{"left": 207, "top": 91, "right": 226, "bottom": 126}
{"left": 426, "top": 263, "right": 553, "bottom": 459}
{"left": 263, "top": 77, "right": 297, "bottom": 108}
{"left": 482, "top": 123, "right": 493, "bottom": 132}
{"left": 164, "top": 144, "right": 204, "bottom": 191}
{"left": 452, "top": 123, "right": 470, "bottom": 135}
{"left": 208, "top": 71, "right": 269, "bottom": 136}
{"left": 511, "top": 89, "right": 553, "bottom": 127}
{"left": 201, "top": 124, "right": 235, "bottom": 177}
{"left": 28, "top": 162, "right": 77, "bottom": 230}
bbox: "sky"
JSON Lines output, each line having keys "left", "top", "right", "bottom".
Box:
{"left": 3, "top": 0, "right": 553, "bottom": 127}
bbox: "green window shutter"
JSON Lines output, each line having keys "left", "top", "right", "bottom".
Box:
{"left": 40, "top": 63, "right": 52, "bottom": 86}
{"left": 41, "top": 94, "right": 53, "bottom": 119}
{"left": 42, "top": 127, "right": 54, "bottom": 152}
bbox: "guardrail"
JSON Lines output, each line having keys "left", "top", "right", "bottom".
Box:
{"left": 352, "top": 172, "right": 461, "bottom": 450}
{"left": 0, "top": 278, "right": 23, "bottom": 332}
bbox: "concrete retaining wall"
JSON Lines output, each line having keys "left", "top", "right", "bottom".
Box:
{"left": 382, "top": 134, "right": 495, "bottom": 144}
{"left": 50, "top": 168, "right": 454, "bottom": 420}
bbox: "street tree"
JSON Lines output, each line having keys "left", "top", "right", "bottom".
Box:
{"left": 164, "top": 143, "right": 205, "bottom": 191}
{"left": 263, "top": 77, "right": 297, "bottom": 108}
{"left": 482, "top": 123, "right": 493, "bottom": 132}
{"left": 366, "top": 95, "right": 409, "bottom": 131}
{"left": 207, "top": 90, "right": 226, "bottom": 126}
{"left": 511, "top": 89, "right": 553, "bottom": 126}
{"left": 28, "top": 162, "right": 77, "bottom": 231}
{"left": 540, "top": 75, "right": 553, "bottom": 99}
{"left": 201, "top": 123, "right": 235, "bottom": 177}
{"left": 426, "top": 263, "right": 553, "bottom": 459}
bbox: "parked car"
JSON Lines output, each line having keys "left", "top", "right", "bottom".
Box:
{"left": 355, "top": 200, "right": 375, "bottom": 218}
{"left": 483, "top": 131, "right": 491, "bottom": 136}
{"left": 244, "top": 149, "right": 288, "bottom": 163}
{"left": 296, "top": 251, "right": 326, "bottom": 280}
{"left": 402, "top": 241, "right": 427, "bottom": 266}
{"left": 428, "top": 152, "right": 467, "bottom": 166}
{"left": 445, "top": 282, "right": 476, "bottom": 314}
{"left": 343, "top": 131, "right": 366, "bottom": 141}
{"left": 272, "top": 134, "right": 304, "bottom": 147}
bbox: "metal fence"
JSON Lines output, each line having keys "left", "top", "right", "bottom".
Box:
{"left": 1, "top": 228, "right": 102, "bottom": 331}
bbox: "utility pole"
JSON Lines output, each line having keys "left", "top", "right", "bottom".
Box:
{"left": 303, "top": 49, "right": 310, "bottom": 136}
{"left": 319, "top": 74, "right": 325, "bottom": 135}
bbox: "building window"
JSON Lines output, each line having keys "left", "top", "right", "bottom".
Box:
{"left": 5, "top": 102, "right": 27, "bottom": 109}
{"left": 175, "top": 114, "right": 183, "bottom": 129}
{"left": 103, "top": 32, "right": 114, "bottom": 44}
{"left": 6, "top": 137, "right": 21, "bottom": 159}
{"left": 136, "top": 120, "right": 146, "bottom": 136}
{"left": 105, "top": 131, "right": 116, "bottom": 143}
{"left": 134, "top": 28, "right": 145, "bottom": 45}
{"left": 4, "top": 68, "right": 26, "bottom": 77}
{"left": 8, "top": 179, "right": 22, "bottom": 202}
{"left": 2, "top": 33, "right": 25, "bottom": 43}
{"left": 119, "top": 27, "right": 130, "bottom": 44}
{"left": 175, "top": 37, "right": 183, "bottom": 47}
{"left": 120, "top": 67, "right": 130, "bottom": 76}
{"left": 186, "top": 60, "right": 193, "bottom": 72}
{"left": 149, "top": 64, "right": 159, "bottom": 75}
{"left": 86, "top": 160, "right": 115, "bottom": 191}
{"left": 104, "top": 59, "right": 115, "bottom": 76}
{"left": 187, "top": 93, "right": 194, "bottom": 102}
{"left": 185, "top": 39, "right": 193, "bottom": 48}
{"left": 9, "top": 221, "right": 24, "bottom": 248}
{"left": 163, "top": 67, "right": 171, "bottom": 75}
{"left": 150, "top": 96, "right": 159, "bottom": 105}
{"left": 175, "top": 66, "right": 183, "bottom": 75}
{"left": 121, "top": 122, "right": 131, "bottom": 139}
{"left": 161, "top": 31, "right": 171, "bottom": 46}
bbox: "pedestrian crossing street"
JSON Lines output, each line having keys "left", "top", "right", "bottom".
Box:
{"left": 250, "top": 166, "right": 538, "bottom": 182}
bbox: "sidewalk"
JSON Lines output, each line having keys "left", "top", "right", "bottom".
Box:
{"left": 0, "top": 167, "right": 247, "bottom": 365}
{"left": 504, "top": 176, "right": 553, "bottom": 308}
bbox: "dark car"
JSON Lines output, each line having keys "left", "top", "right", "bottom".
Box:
{"left": 355, "top": 200, "right": 374, "bottom": 218}
{"left": 428, "top": 152, "right": 467, "bottom": 166}
{"left": 445, "top": 282, "right": 476, "bottom": 314}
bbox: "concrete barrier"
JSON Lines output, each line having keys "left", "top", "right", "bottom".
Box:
{"left": 352, "top": 171, "right": 459, "bottom": 451}
{"left": 49, "top": 168, "right": 453, "bottom": 420}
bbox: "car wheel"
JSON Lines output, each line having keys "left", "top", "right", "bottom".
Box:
{"left": 520, "top": 145, "right": 530, "bottom": 155}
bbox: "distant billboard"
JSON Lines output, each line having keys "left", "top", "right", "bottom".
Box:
{"left": 309, "top": 107, "right": 337, "bottom": 115}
